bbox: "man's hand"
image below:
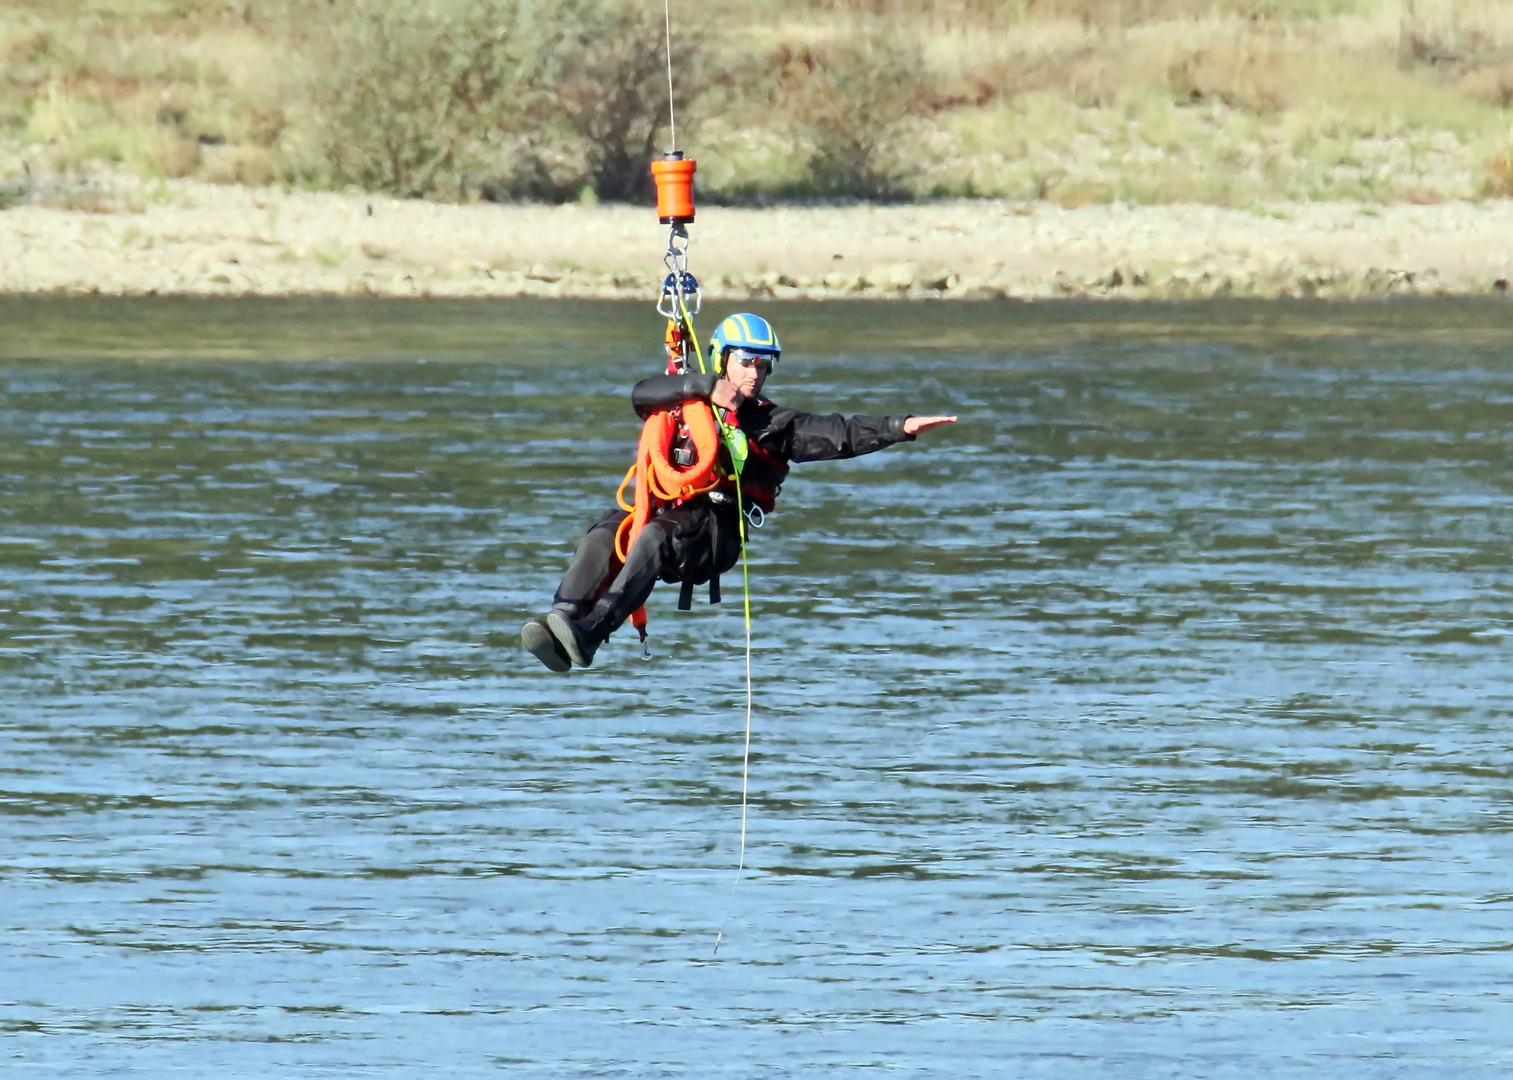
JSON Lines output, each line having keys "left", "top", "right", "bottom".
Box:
{"left": 710, "top": 378, "right": 745, "bottom": 411}
{"left": 903, "top": 415, "right": 957, "bottom": 436}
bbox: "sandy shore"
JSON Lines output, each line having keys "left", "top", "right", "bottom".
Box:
{"left": 3, "top": 179, "right": 1513, "bottom": 300}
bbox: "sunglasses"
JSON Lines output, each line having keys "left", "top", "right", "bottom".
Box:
{"left": 727, "top": 348, "right": 776, "bottom": 371}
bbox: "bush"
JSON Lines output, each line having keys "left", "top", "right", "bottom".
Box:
{"left": 549, "top": 0, "right": 707, "bottom": 202}
{"left": 310, "top": 0, "right": 705, "bottom": 203}
{"left": 1484, "top": 147, "right": 1513, "bottom": 197}
{"left": 490, "top": 0, "right": 709, "bottom": 203}
{"left": 781, "top": 31, "right": 932, "bottom": 199}
{"left": 310, "top": 0, "right": 548, "bottom": 198}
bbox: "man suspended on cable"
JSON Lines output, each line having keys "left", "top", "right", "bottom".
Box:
{"left": 521, "top": 312, "right": 956, "bottom": 672}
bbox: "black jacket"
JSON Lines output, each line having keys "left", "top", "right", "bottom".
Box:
{"left": 632, "top": 373, "right": 913, "bottom": 460}
{"left": 631, "top": 373, "right": 914, "bottom": 512}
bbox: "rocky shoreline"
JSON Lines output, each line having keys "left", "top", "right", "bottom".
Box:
{"left": 3, "top": 178, "right": 1513, "bottom": 301}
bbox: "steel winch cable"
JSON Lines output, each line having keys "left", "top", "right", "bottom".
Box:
{"left": 663, "top": 0, "right": 677, "bottom": 153}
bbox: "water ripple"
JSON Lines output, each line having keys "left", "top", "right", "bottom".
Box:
{"left": 2, "top": 299, "right": 1512, "bottom": 1078}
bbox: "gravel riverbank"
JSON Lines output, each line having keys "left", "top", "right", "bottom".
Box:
{"left": 4, "top": 179, "right": 1513, "bottom": 301}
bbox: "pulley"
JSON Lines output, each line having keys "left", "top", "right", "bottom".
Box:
{"left": 658, "top": 270, "right": 700, "bottom": 320}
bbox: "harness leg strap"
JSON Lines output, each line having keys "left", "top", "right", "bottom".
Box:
{"left": 678, "top": 578, "right": 695, "bottom": 611}
{"left": 708, "top": 574, "right": 721, "bottom": 605}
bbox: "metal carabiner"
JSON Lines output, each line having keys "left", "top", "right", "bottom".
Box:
{"left": 657, "top": 270, "right": 701, "bottom": 319}
{"left": 657, "top": 224, "right": 701, "bottom": 318}
{"left": 744, "top": 503, "right": 766, "bottom": 530}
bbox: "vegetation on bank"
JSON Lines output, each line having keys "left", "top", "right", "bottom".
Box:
{"left": 2, "top": 0, "right": 1513, "bottom": 207}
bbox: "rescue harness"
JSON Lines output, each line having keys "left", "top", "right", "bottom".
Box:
{"left": 612, "top": 236, "right": 746, "bottom": 649}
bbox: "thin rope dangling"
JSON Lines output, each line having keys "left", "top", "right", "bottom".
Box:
{"left": 713, "top": 479, "right": 755, "bottom": 957}
{"left": 651, "top": 0, "right": 755, "bottom": 958}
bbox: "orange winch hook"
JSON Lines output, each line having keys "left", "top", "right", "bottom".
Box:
{"left": 651, "top": 151, "right": 696, "bottom": 225}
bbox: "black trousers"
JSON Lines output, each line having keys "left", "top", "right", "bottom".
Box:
{"left": 552, "top": 497, "right": 743, "bottom": 644}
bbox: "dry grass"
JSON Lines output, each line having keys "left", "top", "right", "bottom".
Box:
{"left": 0, "top": 0, "right": 310, "bottom": 195}
{"left": 3, "top": 0, "right": 1513, "bottom": 204}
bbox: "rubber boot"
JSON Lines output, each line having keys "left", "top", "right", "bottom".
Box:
{"left": 546, "top": 608, "right": 603, "bottom": 669}
{"left": 521, "top": 615, "right": 571, "bottom": 672}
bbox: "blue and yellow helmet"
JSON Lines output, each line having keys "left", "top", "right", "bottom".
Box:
{"left": 709, "top": 313, "right": 780, "bottom": 372}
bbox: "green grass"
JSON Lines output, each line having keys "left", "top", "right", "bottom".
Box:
{"left": 2, "top": 0, "right": 1511, "bottom": 205}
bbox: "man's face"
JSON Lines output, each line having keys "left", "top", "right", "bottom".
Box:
{"left": 723, "top": 348, "right": 774, "bottom": 400}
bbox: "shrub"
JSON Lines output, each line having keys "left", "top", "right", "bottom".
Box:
{"left": 308, "top": 0, "right": 705, "bottom": 203}
{"left": 310, "top": 0, "right": 548, "bottom": 198}
{"left": 548, "top": 0, "right": 707, "bottom": 202}
{"left": 1397, "top": 0, "right": 1486, "bottom": 71}
{"left": 781, "top": 31, "right": 932, "bottom": 199}
{"left": 1484, "top": 146, "right": 1513, "bottom": 197}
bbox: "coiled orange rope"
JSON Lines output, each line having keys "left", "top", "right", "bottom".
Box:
{"left": 613, "top": 400, "right": 723, "bottom": 563}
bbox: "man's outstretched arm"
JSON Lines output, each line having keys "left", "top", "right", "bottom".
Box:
{"left": 755, "top": 405, "right": 956, "bottom": 462}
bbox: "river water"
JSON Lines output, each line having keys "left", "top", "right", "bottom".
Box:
{"left": 2, "top": 297, "right": 1510, "bottom": 1077}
